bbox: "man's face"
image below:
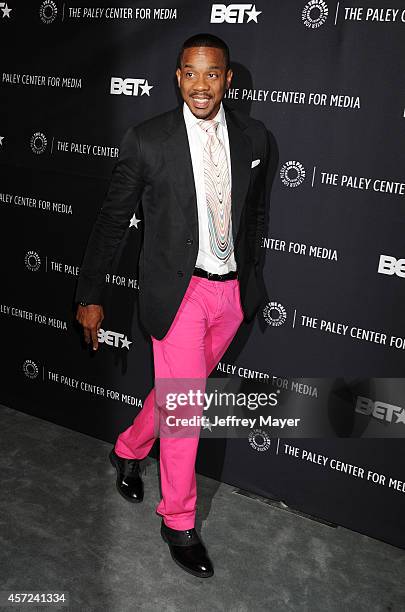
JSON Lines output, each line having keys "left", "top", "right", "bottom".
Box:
{"left": 176, "top": 46, "right": 233, "bottom": 120}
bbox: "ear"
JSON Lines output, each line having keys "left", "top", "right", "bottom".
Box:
{"left": 175, "top": 68, "right": 181, "bottom": 88}
{"left": 226, "top": 68, "right": 233, "bottom": 89}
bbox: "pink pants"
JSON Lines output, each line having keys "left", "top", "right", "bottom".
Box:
{"left": 114, "top": 273, "right": 244, "bottom": 530}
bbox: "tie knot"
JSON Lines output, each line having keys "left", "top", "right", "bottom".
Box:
{"left": 198, "top": 119, "right": 218, "bottom": 136}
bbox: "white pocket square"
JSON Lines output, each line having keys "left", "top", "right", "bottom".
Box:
{"left": 251, "top": 159, "right": 261, "bottom": 168}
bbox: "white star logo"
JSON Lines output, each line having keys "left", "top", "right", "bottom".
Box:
{"left": 201, "top": 417, "right": 212, "bottom": 431}
{"left": 395, "top": 410, "right": 405, "bottom": 424}
{"left": 0, "top": 136, "right": 4, "bottom": 145}
{"left": 120, "top": 336, "right": 132, "bottom": 350}
{"left": 1, "top": 3, "right": 12, "bottom": 17}
{"left": 246, "top": 4, "right": 261, "bottom": 23}
{"left": 140, "top": 80, "right": 153, "bottom": 96}
{"left": 129, "top": 212, "right": 141, "bottom": 229}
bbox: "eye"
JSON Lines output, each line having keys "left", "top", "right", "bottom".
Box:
{"left": 208, "top": 73, "right": 218, "bottom": 78}
{"left": 185, "top": 72, "right": 194, "bottom": 77}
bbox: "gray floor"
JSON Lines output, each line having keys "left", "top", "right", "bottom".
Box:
{"left": 0, "top": 405, "right": 404, "bottom": 612}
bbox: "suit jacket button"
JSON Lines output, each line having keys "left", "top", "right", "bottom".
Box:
{"left": 186, "top": 239, "right": 193, "bottom": 245}
{"left": 177, "top": 270, "right": 184, "bottom": 277}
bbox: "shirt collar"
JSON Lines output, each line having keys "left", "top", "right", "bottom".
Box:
{"left": 183, "top": 100, "right": 226, "bottom": 129}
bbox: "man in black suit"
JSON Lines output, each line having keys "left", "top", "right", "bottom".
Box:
{"left": 75, "top": 33, "right": 271, "bottom": 578}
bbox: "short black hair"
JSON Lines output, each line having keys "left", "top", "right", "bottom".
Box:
{"left": 177, "top": 33, "right": 230, "bottom": 72}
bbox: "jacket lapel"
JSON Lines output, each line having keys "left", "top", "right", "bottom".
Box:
{"left": 163, "top": 106, "right": 199, "bottom": 239}
{"left": 163, "top": 103, "right": 252, "bottom": 245}
{"left": 225, "top": 103, "right": 252, "bottom": 244}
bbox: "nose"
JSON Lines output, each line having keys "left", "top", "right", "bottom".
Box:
{"left": 194, "top": 74, "right": 210, "bottom": 91}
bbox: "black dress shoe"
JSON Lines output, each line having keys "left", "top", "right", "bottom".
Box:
{"left": 161, "top": 519, "right": 214, "bottom": 578}
{"left": 109, "top": 448, "right": 144, "bottom": 503}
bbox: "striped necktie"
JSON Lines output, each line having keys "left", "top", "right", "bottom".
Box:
{"left": 198, "top": 119, "right": 233, "bottom": 262}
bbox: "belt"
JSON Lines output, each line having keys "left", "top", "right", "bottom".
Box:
{"left": 193, "top": 267, "right": 238, "bottom": 281}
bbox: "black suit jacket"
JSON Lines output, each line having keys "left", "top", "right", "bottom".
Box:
{"left": 75, "top": 102, "right": 271, "bottom": 340}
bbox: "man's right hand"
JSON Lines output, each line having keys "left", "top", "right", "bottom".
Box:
{"left": 76, "top": 304, "right": 104, "bottom": 351}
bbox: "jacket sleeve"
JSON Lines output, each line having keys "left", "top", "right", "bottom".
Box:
{"left": 247, "top": 124, "right": 271, "bottom": 268}
{"left": 74, "top": 126, "right": 145, "bottom": 305}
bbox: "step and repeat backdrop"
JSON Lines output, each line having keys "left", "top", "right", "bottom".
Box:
{"left": 1, "top": 1, "right": 405, "bottom": 548}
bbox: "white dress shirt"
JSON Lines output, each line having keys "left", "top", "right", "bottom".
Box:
{"left": 183, "top": 100, "right": 237, "bottom": 274}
